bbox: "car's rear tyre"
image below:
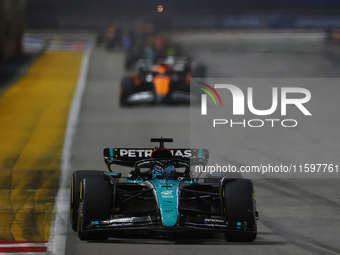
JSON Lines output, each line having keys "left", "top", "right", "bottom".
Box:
{"left": 124, "top": 53, "right": 139, "bottom": 70}
{"left": 119, "top": 76, "right": 135, "bottom": 106}
{"left": 222, "top": 179, "right": 257, "bottom": 242}
{"left": 70, "top": 170, "right": 105, "bottom": 232}
{"left": 193, "top": 64, "right": 206, "bottom": 78}
{"left": 78, "top": 177, "right": 111, "bottom": 240}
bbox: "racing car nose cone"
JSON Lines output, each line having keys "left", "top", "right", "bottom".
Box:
{"left": 150, "top": 180, "right": 179, "bottom": 228}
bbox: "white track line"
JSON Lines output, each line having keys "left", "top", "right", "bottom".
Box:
{"left": 47, "top": 38, "right": 94, "bottom": 255}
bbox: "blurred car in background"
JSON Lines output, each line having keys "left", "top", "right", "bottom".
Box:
{"left": 119, "top": 56, "right": 206, "bottom": 106}
{"left": 96, "top": 25, "right": 123, "bottom": 51}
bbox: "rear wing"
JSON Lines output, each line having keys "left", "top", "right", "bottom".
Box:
{"left": 103, "top": 148, "right": 209, "bottom": 168}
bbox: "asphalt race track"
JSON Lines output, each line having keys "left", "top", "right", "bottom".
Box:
{"left": 65, "top": 32, "right": 340, "bottom": 255}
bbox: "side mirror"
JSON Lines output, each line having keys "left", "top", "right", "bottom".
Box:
{"left": 104, "top": 172, "right": 122, "bottom": 178}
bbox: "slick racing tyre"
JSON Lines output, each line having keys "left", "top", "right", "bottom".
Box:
{"left": 78, "top": 177, "right": 111, "bottom": 240}
{"left": 193, "top": 64, "right": 206, "bottom": 78}
{"left": 119, "top": 76, "right": 135, "bottom": 106}
{"left": 70, "top": 170, "right": 105, "bottom": 231}
{"left": 222, "top": 179, "right": 257, "bottom": 242}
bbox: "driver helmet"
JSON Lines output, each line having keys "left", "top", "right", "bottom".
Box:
{"left": 165, "top": 165, "right": 176, "bottom": 180}
{"left": 166, "top": 47, "right": 177, "bottom": 56}
{"left": 152, "top": 165, "right": 176, "bottom": 179}
{"left": 152, "top": 165, "right": 164, "bottom": 179}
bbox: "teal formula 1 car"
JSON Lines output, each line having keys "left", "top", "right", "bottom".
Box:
{"left": 70, "top": 138, "right": 258, "bottom": 242}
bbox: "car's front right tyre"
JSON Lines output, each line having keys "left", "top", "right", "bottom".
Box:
{"left": 78, "top": 177, "right": 111, "bottom": 240}
{"left": 70, "top": 170, "right": 105, "bottom": 232}
{"left": 119, "top": 76, "right": 135, "bottom": 106}
{"left": 222, "top": 179, "right": 257, "bottom": 242}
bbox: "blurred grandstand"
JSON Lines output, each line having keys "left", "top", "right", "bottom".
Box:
{"left": 23, "top": 0, "right": 340, "bottom": 30}
{"left": 3, "top": 0, "right": 340, "bottom": 62}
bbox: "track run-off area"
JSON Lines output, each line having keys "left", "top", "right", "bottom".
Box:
{"left": 0, "top": 33, "right": 93, "bottom": 254}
